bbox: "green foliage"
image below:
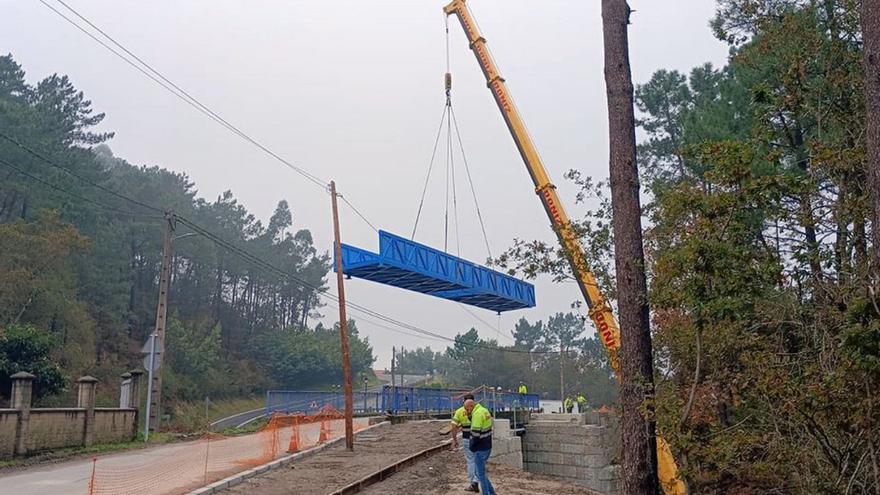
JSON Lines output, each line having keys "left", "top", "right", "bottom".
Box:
{"left": 413, "top": 315, "right": 616, "bottom": 406}
{"left": 0, "top": 54, "right": 375, "bottom": 414}
{"left": 512, "top": 317, "right": 543, "bottom": 351}
{"left": 0, "top": 324, "right": 66, "bottom": 400}
{"left": 396, "top": 346, "right": 439, "bottom": 375}
{"left": 253, "top": 319, "right": 374, "bottom": 390}
{"left": 489, "top": 1, "right": 877, "bottom": 491}
{"left": 638, "top": 2, "right": 878, "bottom": 491}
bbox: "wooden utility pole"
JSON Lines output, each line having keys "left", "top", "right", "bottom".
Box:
{"left": 149, "top": 211, "right": 174, "bottom": 432}
{"left": 601, "top": 1, "right": 660, "bottom": 493}
{"left": 863, "top": 1, "right": 880, "bottom": 271}
{"left": 391, "top": 346, "right": 397, "bottom": 389}
{"left": 330, "top": 181, "right": 355, "bottom": 451}
{"left": 559, "top": 344, "right": 565, "bottom": 406}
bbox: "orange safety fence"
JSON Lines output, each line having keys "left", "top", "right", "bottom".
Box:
{"left": 87, "top": 406, "right": 370, "bottom": 495}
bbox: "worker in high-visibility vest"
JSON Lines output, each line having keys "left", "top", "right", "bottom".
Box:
{"left": 576, "top": 393, "right": 587, "bottom": 413}
{"left": 564, "top": 396, "right": 574, "bottom": 413}
{"left": 467, "top": 398, "right": 496, "bottom": 495}
{"left": 451, "top": 393, "right": 479, "bottom": 492}
{"left": 517, "top": 382, "right": 528, "bottom": 394}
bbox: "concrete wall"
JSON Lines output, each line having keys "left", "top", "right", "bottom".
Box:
{"left": 93, "top": 409, "right": 138, "bottom": 444}
{"left": 522, "top": 413, "right": 621, "bottom": 494}
{"left": 0, "top": 373, "right": 140, "bottom": 458}
{"left": 0, "top": 410, "right": 18, "bottom": 457}
{"left": 26, "top": 409, "right": 86, "bottom": 451}
{"left": 488, "top": 418, "right": 523, "bottom": 469}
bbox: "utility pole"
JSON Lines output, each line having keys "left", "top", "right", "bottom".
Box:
{"left": 148, "top": 211, "right": 174, "bottom": 433}
{"left": 391, "top": 346, "right": 396, "bottom": 389}
{"left": 144, "top": 332, "right": 157, "bottom": 441}
{"left": 330, "top": 181, "right": 355, "bottom": 451}
{"left": 559, "top": 344, "right": 565, "bottom": 407}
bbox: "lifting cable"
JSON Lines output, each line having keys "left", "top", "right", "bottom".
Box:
{"left": 410, "top": 16, "right": 493, "bottom": 260}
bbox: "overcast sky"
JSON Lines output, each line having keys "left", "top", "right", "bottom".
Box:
{"left": 2, "top": 0, "right": 728, "bottom": 368}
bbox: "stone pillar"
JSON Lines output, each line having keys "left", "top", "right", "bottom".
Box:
{"left": 119, "top": 372, "right": 132, "bottom": 409}
{"left": 10, "top": 371, "right": 34, "bottom": 456}
{"left": 77, "top": 376, "right": 98, "bottom": 447}
{"left": 129, "top": 370, "right": 144, "bottom": 410}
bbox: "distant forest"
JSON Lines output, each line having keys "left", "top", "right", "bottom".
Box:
{"left": 0, "top": 53, "right": 614, "bottom": 413}
{"left": 0, "top": 53, "right": 375, "bottom": 406}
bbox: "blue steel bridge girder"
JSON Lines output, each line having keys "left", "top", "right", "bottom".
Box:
{"left": 336, "top": 230, "right": 536, "bottom": 313}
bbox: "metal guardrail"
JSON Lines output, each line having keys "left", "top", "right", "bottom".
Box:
{"left": 266, "top": 386, "right": 540, "bottom": 416}
{"left": 380, "top": 385, "right": 539, "bottom": 414}
{"left": 265, "top": 390, "right": 382, "bottom": 416}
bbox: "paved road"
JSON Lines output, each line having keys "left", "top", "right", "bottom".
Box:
{"left": 1, "top": 418, "right": 369, "bottom": 495}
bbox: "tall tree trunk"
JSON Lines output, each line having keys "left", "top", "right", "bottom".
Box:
{"left": 863, "top": 1, "right": 880, "bottom": 271}
{"left": 601, "top": 1, "right": 660, "bottom": 493}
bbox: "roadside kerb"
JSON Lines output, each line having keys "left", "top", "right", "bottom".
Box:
{"left": 186, "top": 420, "right": 390, "bottom": 495}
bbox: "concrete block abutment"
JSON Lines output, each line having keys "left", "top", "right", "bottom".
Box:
{"left": 522, "top": 412, "right": 621, "bottom": 494}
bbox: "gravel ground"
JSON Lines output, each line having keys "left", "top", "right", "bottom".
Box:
{"left": 358, "top": 448, "right": 599, "bottom": 495}
{"left": 220, "top": 420, "right": 450, "bottom": 495}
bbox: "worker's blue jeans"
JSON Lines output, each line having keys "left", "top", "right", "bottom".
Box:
{"left": 473, "top": 448, "right": 495, "bottom": 495}
{"left": 463, "top": 438, "right": 477, "bottom": 483}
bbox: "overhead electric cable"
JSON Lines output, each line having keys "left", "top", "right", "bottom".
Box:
{"left": 339, "top": 194, "right": 378, "bottom": 233}
{"left": 0, "top": 131, "right": 164, "bottom": 215}
{"left": 31, "top": 2, "right": 538, "bottom": 354}
{"left": 457, "top": 303, "right": 513, "bottom": 344}
{"left": 39, "top": 0, "right": 381, "bottom": 232}
{"left": 0, "top": 157, "right": 162, "bottom": 218}
{"left": 175, "top": 214, "right": 552, "bottom": 354}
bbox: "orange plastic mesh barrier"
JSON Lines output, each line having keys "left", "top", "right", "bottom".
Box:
{"left": 87, "top": 406, "right": 370, "bottom": 495}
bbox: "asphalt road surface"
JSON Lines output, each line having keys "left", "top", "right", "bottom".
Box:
{"left": 0, "top": 418, "right": 368, "bottom": 495}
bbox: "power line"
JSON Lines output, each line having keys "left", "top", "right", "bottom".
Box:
{"left": 1, "top": 109, "right": 524, "bottom": 351}
{"left": 457, "top": 303, "right": 513, "bottom": 344}
{"left": 0, "top": 157, "right": 162, "bottom": 218}
{"left": 339, "top": 194, "right": 378, "bottom": 233}
{"left": 174, "top": 213, "right": 553, "bottom": 354}
{"left": 19, "top": 0, "right": 530, "bottom": 352}
{"left": 39, "top": 0, "right": 381, "bottom": 232}
{"left": 41, "top": 0, "right": 327, "bottom": 190}
{"left": 0, "top": 131, "right": 164, "bottom": 215}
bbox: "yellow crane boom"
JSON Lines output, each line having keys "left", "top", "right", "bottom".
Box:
{"left": 442, "top": 0, "right": 621, "bottom": 368}
{"left": 442, "top": 1, "right": 685, "bottom": 493}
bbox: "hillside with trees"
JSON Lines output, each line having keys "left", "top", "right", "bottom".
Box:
{"left": 0, "top": 53, "right": 375, "bottom": 408}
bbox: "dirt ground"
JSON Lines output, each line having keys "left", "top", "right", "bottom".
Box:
{"left": 358, "top": 448, "right": 599, "bottom": 495}
{"left": 221, "top": 420, "right": 450, "bottom": 495}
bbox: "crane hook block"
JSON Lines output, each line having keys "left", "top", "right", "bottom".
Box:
{"left": 445, "top": 72, "right": 452, "bottom": 92}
